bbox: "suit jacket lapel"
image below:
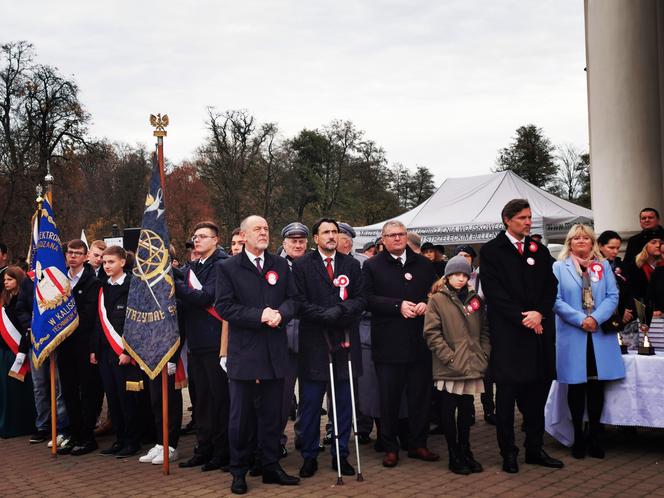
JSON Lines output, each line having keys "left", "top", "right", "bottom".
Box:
{"left": 240, "top": 250, "right": 261, "bottom": 275}
{"left": 564, "top": 257, "right": 583, "bottom": 288}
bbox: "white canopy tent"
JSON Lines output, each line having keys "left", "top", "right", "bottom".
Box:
{"left": 354, "top": 171, "right": 593, "bottom": 250}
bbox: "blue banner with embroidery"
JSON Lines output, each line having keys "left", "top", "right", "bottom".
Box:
{"left": 31, "top": 197, "right": 79, "bottom": 368}
{"left": 123, "top": 153, "right": 179, "bottom": 379}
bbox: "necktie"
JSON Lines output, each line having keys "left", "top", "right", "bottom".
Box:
{"left": 325, "top": 257, "right": 334, "bottom": 281}
{"left": 255, "top": 257, "right": 263, "bottom": 273}
{"left": 516, "top": 241, "right": 524, "bottom": 255}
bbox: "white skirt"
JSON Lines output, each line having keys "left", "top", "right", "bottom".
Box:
{"left": 434, "top": 378, "right": 485, "bottom": 395}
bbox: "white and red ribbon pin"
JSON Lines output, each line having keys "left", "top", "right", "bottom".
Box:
{"left": 265, "top": 270, "right": 279, "bottom": 286}
{"left": 591, "top": 262, "right": 603, "bottom": 281}
{"left": 333, "top": 274, "right": 349, "bottom": 300}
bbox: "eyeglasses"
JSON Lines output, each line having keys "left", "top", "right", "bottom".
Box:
{"left": 67, "top": 250, "right": 86, "bottom": 256}
{"left": 383, "top": 232, "right": 407, "bottom": 240}
{"left": 191, "top": 234, "right": 216, "bottom": 242}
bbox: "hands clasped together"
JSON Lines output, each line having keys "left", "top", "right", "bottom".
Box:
{"left": 261, "top": 307, "right": 282, "bottom": 328}
{"left": 400, "top": 300, "right": 427, "bottom": 319}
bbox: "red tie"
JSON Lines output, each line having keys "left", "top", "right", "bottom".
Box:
{"left": 516, "top": 241, "right": 524, "bottom": 255}
{"left": 325, "top": 257, "right": 334, "bottom": 281}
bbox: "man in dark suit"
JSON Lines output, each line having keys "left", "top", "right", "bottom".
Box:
{"left": 176, "top": 221, "right": 230, "bottom": 471}
{"left": 480, "top": 198, "right": 563, "bottom": 473}
{"left": 292, "top": 218, "right": 365, "bottom": 478}
{"left": 363, "top": 220, "right": 439, "bottom": 468}
{"left": 623, "top": 208, "right": 664, "bottom": 266}
{"left": 215, "top": 215, "right": 300, "bottom": 495}
{"left": 56, "top": 239, "right": 102, "bottom": 456}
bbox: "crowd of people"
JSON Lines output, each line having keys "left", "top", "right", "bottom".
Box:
{"left": 0, "top": 200, "right": 663, "bottom": 495}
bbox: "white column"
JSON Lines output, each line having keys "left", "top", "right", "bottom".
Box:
{"left": 585, "top": 0, "right": 664, "bottom": 235}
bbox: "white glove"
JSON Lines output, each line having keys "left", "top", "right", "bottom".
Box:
{"left": 167, "top": 362, "right": 176, "bottom": 376}
{"left": 219, "top": 356, "right": 227, "bottom": 372}
{"left": 15, "top": 352, "right": 26, "bottom": 366}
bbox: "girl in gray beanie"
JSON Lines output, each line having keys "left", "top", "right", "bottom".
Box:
{"left": 423, "top": 255, "right": 491, "bottom": 475}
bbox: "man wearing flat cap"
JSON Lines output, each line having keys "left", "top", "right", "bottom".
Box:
{"left": 278, "top": 222, "right": 309, "bottom": 456}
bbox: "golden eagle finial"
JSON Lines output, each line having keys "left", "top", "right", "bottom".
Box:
{"left": 150, "top": 113, "right": 169, "bottom": 137}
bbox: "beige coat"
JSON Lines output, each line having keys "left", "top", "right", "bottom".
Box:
{"left": 423, "top": 286, "right": 490, "bottom": 381}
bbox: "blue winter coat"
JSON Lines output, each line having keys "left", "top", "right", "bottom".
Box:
{"left": 553, "top": 257, "right": 625, "bottom": 384}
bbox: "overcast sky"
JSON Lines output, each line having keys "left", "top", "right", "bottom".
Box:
{"left": 3, "top": 1, "right": 588, "bottom": 183}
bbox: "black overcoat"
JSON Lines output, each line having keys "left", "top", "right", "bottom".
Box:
{"left": 214, "top": 250, "right": 298, "bottom": 381}
{"left": 175, "top": 248, "right": 228, "bottom": 353}
{"left": 363, "top": 247, "right": 436, "bottom": 364}
{"left": 479, "top": 231, "right": 557, "bottom": 384}
{"left": 292, "top": 251, "right": 365, "bottom": 381}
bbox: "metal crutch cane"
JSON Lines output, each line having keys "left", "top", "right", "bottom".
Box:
{"left": 324, "top": 331, "right": 345, "bottom": 485}
{"left": 343, "top": 330, "right": 364, "bottom": 481}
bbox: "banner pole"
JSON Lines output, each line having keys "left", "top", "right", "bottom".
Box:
{"left": 50, "top": 357, "right": 57, "bottom": 456}
{"left": 153, "top": 115, "right": 169, "bottom": 476}
{"left": 44, "top": 163, "right": 57, "bottom": 457}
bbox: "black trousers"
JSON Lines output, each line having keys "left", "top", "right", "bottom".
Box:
{"left": 481, "top": 372, "right": 495, "bottom": 415}
{"left": 375, "top": 359, "right": 432, "bottom": 453}
{"left": 57, "top": 335, "right": 99, "bottom": 443}
{"left": 189, "top": 350, "right": 229, "bottom": 461}
{"left": 229, "top": 378, "right": 284, "bottom": 477}
{"left": 148, "top": 372, "right": 183, "bottom": 449}
{"left": 440, "top": 390, "right": 474, "bottom": 450}
{"left": 98, "top": 352, "right": 141, "bottom": 447}
{"left": 495, "top": 380, "right": 550, "bottom": 456}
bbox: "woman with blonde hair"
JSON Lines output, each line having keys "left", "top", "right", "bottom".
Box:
{"left": 627, "top": 235, "right": 662, "bottom": 303}
{"left": 552, "top": 224, "right": 623, "bottom": 459}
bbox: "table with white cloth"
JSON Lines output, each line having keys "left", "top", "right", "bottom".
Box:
{"left": 545, "top": 352, "right": 664, "bottom": 447}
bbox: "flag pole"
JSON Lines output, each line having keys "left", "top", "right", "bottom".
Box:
{"left": 151, "top": 114, "right": 170, "bottom": 476}
{"left": 44, "top": 164, "right": 58, "bottom": 457}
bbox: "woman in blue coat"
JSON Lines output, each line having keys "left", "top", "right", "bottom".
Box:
{"left": 553, "top": 224, "right": 624, "bottom": 460}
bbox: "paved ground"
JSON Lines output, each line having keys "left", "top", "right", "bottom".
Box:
{"left": 2, "top": 393, "right": 664, "bottom": 498}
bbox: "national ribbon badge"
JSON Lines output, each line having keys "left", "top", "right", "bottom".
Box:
{"left": 333, "top": 274, "right": 349, "bottom": 301}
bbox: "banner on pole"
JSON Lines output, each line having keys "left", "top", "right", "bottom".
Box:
{"left": 31, "top": 197, "right": 79, "bottom": 368}
{"left": 123, "top": 153, "right": 179, "bottom": 379}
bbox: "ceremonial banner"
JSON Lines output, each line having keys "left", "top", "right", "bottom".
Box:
{"left": 123, "top": 154, "right": 179, "bottom": 379}
{"left": 31, "top": 197, "right": 79, "bottom": 368}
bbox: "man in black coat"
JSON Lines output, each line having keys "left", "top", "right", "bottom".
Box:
{"left": 480, "top": 199, "right": 562, "bottom": 473}
{"left": 175, "top": 221, "right": 230, "bottom": 471}
{"left": 363, "top": 220, "right": 439, "bottom": 468}
{"left": 292, "top": 218, "right": 365, "bottom": 478}
{"left": 57, "top": 239, "right": 102, "bottom": 456}
{"left": 215, "top": 215, "right": 300, "bottom": 495}
{"left": 623, "top": 208, "right": 664, "bottom": 266}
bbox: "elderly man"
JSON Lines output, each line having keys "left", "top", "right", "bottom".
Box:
{"left": 215, "top": 215, "right": 300, "bottom": 494}
{"left": 293, "top": 218, "right": 365, "bottom": 478}
{"left": 480, "top": 199, "right": 562, "bottom": 473}
{"left": 363, "top": 220, "right": 438, "bottom": 467}
{"left": 278, "top": 222, "right": 309, "bottom": 456}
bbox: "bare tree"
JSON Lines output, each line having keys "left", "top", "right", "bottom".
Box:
{"left": 552, "top": 144, "right": 588, "bottom": 201}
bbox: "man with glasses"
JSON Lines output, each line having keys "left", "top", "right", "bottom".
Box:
{"left": 176, "top": 221, "right": 230, "bottom": 471}
{"left": 57, "top": 239, "right": 102, "bottom": 455}
{"left": 363, "top": 220, "right": 439, "bottom": 468}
